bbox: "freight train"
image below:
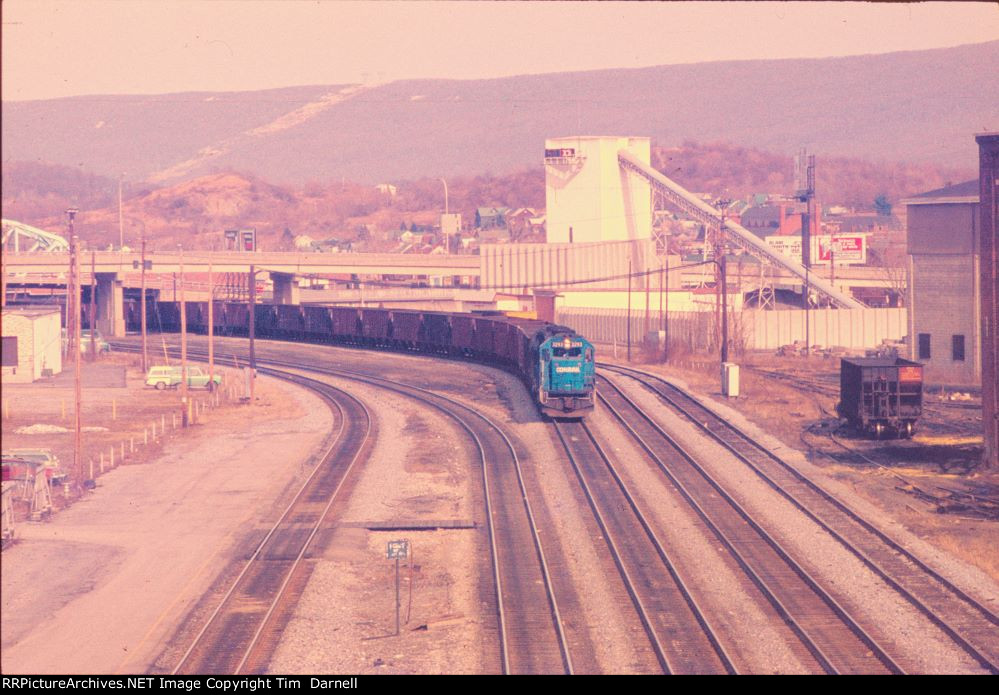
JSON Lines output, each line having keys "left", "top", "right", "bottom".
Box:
{"left": 146, "top": 301, "right": 596, "bottom": 418}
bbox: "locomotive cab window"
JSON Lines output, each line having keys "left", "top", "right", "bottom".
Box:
{"left": 552, "top": 346, "right": 581, "bottom": 357}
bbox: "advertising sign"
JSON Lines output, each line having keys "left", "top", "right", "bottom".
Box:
{"left": 766, "top": 234, "right": 867, "bottom": 266}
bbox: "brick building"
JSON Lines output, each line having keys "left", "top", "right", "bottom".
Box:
{"left": 903, "top": 180, "right": 981, "bottom": 386}
{"left": 976, "top": 133, "right": 998, "bottom": 467}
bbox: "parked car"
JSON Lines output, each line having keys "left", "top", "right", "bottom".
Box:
{"left": 2, "top": 449, "right": 69, "bottom": 483}
{"left": 61, "top": 329, "right": 111, "bottom": 354}
{"left": 145, "top": 365, "right": 222, "bottom": 391}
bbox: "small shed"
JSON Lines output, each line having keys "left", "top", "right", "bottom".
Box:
{"left": 1, "top": 307, "right": 63, "bottom": 383}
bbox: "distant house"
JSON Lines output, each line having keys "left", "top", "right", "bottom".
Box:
{"left": 478, "top": 227, "right": 511, "bottom": 243}
{"left": 740, "top": 205, "right": 785, "bottom": 238}
{"left": 375, "top": 183, "right": 397, "bottom": 197}
{"left": 475, "top": 206, "right": 509, "bottom": 229}
{"left": 507, "top": 207, "right": 544, "bottom": 240}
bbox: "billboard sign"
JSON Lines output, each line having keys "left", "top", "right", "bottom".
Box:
{"left": 766, "top": 234, "right": 867, "bottom": 266}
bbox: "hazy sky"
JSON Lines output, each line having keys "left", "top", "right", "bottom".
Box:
{"left": 3, "top": 1, "right": 998, "bottom": 102}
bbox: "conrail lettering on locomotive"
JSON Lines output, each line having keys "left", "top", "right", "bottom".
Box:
{"left": 147, "top": 303, "right": 597, "bottom": 419}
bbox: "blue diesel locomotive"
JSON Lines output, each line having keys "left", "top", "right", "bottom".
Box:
{"left": 535, "top": 331, "right": 596, "bottom": 418}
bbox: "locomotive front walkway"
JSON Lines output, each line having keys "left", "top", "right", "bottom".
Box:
{"left": 0, "top": 377, "right": 334, "bottom": 675}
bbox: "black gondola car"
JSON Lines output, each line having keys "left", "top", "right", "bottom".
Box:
{"left": 838, "top": 357, "right": 923, "bottom": 438}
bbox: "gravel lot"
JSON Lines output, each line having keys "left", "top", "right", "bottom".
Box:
{"left": 1, "top": 373, "right": 333, "bottom": 674}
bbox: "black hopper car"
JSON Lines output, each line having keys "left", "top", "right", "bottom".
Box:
{"left": 144, "top": 301, "right": 596, "bottom": 419}
{"left": 837, "top": 357, "right": 923, "bottom": 438}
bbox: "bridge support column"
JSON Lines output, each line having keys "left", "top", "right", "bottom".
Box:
{"left": 96, "top": 273, "right": 126, "bottom": 337}
{"left": 270, "top": 272, "right": 300, "bottom": 305}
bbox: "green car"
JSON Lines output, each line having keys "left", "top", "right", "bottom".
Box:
{"left": 145, "top": 366, "right": 222, "bottom": 391}
{"left": 62, "top": 329, "right": 111, "bottom": 354}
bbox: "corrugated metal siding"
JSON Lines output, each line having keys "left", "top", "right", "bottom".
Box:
{"left": 556, "top": 307, "right": 908, "bottom": 353}
{"left": 480, "top": 239, "right": 658, "bottom": 292}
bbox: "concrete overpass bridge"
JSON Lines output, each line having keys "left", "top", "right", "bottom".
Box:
{"left": 3, "top": 246, "right": 903, "bottom": 337}
{"left": 2, "top": 250, "right": 482, "bottom": 336}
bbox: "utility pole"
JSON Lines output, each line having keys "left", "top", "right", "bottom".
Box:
{"left": 89, "top": 251, "right": 97, "bottom": 362}
{"left": 141, "top": 234, "right": 148, "bottom": 372}
{"left": 249, "top": 265, "right": 256, "bottom": 403}
{"left": 66, "top": 217, "right": 78, "bottom": 358}
{"left": 626, "top": 258, "right": 632, "bottom": 362}
{"left": 67, "top": 209, "right": 83, "bottom": 493}
{"left": 718, "top": 200, "right": 731, "bottom": 365}
{"left": 797, "top": 151, "right": 816, "bottom": 356}
{"left": 664, "top": 240, "right": 670, "bottom": 363}
{"left": 208, "top": 252, "right": 214, "bottom": 389}
{"left": 179, "top": 246, "right": 189, "bottom": 427}
{"left": 118, "top": 173, "right": 124, "bottom": 251}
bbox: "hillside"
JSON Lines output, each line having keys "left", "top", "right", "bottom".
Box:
{"left": 2, "top": 42, "right": 996, "bottom": 186}
{"left": 12, "top": 142, "right": 971, "bottom": 252}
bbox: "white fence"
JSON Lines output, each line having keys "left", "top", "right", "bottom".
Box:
{"left": 556, "top": 307, "right": 907, "bottom": 353}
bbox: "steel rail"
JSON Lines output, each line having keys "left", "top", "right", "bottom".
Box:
{"left": 553, "top": 419, "right": 736, "bottom": 674}
{"left": 168, "top": 369, "right": 370, "bottom": 674}
{"left": 597, "top": 377, "right": 902, "bottom": 673}
{"left": 601, "top": 361, "right": 999, "bottom": 673}
{"left": 124, "top": 340, "right": 573, "bottom": 674}
{"left": 257, "top": 357, "right": 575, "bottom": 675}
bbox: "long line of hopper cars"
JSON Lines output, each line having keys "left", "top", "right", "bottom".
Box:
{"left": 146, "top": 301, "right": 596, "bottom": 418}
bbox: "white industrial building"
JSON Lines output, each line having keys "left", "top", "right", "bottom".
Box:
{"left": 1, "top": 307, "right": 63, "bottom": 383}
{"left": 545, "top": 136, "right": 652, "bottom": 244}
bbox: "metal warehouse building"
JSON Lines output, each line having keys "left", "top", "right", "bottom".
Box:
{"left": 1, "top": 306, "right": 63, "bottom": 383}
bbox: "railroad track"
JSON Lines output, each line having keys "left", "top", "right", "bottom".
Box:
{"left": 172, "top": 369, "right": 372, "bottom": 674}
{"left": 596, "top": 374, "right": 902, "bottom": 674}
{"left": 552, "top": 419, "right": 735, "bottom": 674}
{"left": 600, "top": 362, "right": 999, "bottom": 674}
{"left": 117, "top": 340, "right": 575, "bottom": 674}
